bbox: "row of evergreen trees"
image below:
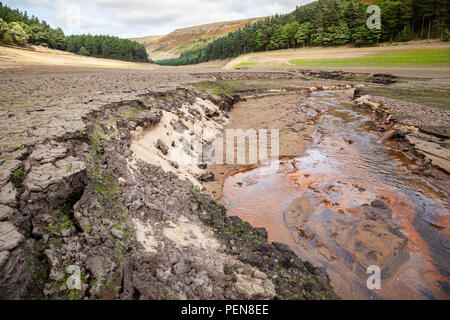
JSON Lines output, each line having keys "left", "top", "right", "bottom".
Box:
{"left": 65, "top": 35, "right": 149, "bottom": 62}
{"left": 155, "top": 0, "right": 449, "bottom": 66}
{"left": 0, "top": 2, "right": 149, "bottom": 62}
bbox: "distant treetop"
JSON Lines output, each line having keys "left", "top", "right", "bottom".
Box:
{"left": 0, "top": 2, "right": 150, "bottom": 63}
{"left": 154, "top": 0, "right": 449, "bottom": 66}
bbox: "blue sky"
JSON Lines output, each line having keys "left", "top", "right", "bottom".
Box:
{"left": 5, "top": 0, "right": 315, "bottom": 37}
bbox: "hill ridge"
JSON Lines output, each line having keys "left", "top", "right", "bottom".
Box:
{"left": 131, "top": 17, "right": 264, "bottom": 60}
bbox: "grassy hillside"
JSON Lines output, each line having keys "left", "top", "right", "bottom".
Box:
{"left": 131, "top": 17, "right": 263, "bottom": 60}
{"left": 222, "top": 41, "right": 450, "bottom": 73}
{"left": 154, "top": 0, "right": 450, "bottom": 66}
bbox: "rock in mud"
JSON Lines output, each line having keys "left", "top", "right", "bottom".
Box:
{"left": 86, "top": 255, "right": 108, "bottom": 278}
{"left": 156, "top": 139, "right": 169, "bottom": 155}
{"left": 0, "top": 251, "right": 9, "bottom": 268}
{"left": 0, "top": 205, "right": 13, "bottom": 221}
{"left": 0, "top": 221, "right": 24, "bottom": 251}
{"left": 112, "top": 228, "right": 123, "bottom": 239}
{"left": 367, "top": 73, "right": 397, "bottom": 84}
{"left": 381, "top": 129, "right": 397, "bottom": 141}
{"left": 28, "top": 142, "right": 67, "bottom": 164}
{"left": 118, "top": 177, "right": 127, "bottom": 187}
{"left": 253, "top": 269, "right": 268, "bottom": 280}
{"left": 370, "top": 200, "right": 388, "bottom": 209}
{"left": 198, "top": 171, "right": 215, "bottom": 182}
{"left": 0, "top": 183, "right": 17, "bottom": 207}
{"left": 21, "top": 156, "right": 86, "bottom": 217}
{"left": 171, "top": 119, "right": 188, "bottom": 133}
{"left": 0, "top": 160, "right": 21, "bottom": 188}
{"left": 406, "top": 134, "right": 450, "bottom": 173}
{"left": 235, "top": 273, "right": 276, "bottom": 299}
{"left": 354, "top": 88, "right": 364, "bottom": 99}
{"left": 219, "top": 94, "right": 235, "bottom": 112}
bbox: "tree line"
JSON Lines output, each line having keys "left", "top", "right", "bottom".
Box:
{"left": 65, "top": 35, "right": 149, "bottom": 62}
{"left": 155, "top": 0, "right": 450, "bottom": 66}
{"left": 0, "top": 2, "right": 150, "bottom": 62}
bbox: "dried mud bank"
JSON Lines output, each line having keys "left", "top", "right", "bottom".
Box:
{"left": 0, "top": 71, "right": 358, "bottom": 299}
{"left": 354, "top": 92, "right": 450, "bottom": 174}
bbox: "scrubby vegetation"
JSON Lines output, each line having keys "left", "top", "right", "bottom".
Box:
{"left": 0, "top": 2, "right": 149, "bottom": 62}
{"left": 155, "top": 0, "right": 450, "bottom": 66}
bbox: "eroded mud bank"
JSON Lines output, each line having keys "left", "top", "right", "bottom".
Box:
{"left": 2, "top": 67, "right": 446, "bottom": 300}
{"left": 223, "top": 90, "right": 449, "bottom": 299}
{"left": 0, "top": 76, "right": 344, "bottom": 300}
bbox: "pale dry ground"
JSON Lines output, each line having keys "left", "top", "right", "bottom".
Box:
{"left": 0, "top": 45, "right": 160, "bottom": 71}
{"left": 130, "top": 98, "right": 227, "bottom": 189}
{"left": 183, "top": 58, "right": 232, "bottom": 69}
{"left": 223, "top": 40, "right": 450, "bottom": 77}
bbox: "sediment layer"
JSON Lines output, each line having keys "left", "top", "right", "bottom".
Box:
{"left": 1, "top": 69, "right": 364, "bottom": 300}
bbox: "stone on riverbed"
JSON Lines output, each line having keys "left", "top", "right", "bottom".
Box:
{"left": 28, "top": 142, "right": 67, "bottom": 164}
{"left": 0, "top": 221, "right": 24, "bottom": 251}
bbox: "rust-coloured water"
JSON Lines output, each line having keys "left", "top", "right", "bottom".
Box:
{"left": 223, "top": 90, "right": 450, "bottom": 300}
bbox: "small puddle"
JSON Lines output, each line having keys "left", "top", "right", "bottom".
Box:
{"left": 223, "top": 90, "right": 450, "bottom": 299}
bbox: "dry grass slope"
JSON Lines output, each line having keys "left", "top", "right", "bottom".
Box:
{"left": 131, "top": 17, "right": 264, "bottom": 60}
{"left": 0, "top": 45, "right": 159, "bottom": 71}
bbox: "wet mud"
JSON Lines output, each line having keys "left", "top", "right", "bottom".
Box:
{"left": 223, "top": 90, "right": 449, "bottom": 299}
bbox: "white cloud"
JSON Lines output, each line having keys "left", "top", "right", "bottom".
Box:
{"left": 7, "top": 0, "right": 316, "bottom": 37}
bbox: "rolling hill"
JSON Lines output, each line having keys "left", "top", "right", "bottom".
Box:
{"left": 131, "top": 17, "right": 264, "bottom": 61}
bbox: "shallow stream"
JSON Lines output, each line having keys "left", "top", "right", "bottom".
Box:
{"left": 223, "top": 90, "right": 449, "bottom": 299}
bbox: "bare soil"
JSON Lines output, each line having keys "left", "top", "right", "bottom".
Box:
{"left": 0, "top": 50, "right": 448, "bottom": 300}
{"left": 224, "top": 40, "right": 450, "bottom": 78}
{"left": 0, "top": 45, "right": 159, "bottom": 71}
{"left": 205, "top": 93, "right": 316, "bottom": 201}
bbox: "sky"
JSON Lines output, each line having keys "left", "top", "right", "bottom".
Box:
{"left": 5, "top": 0, "right": 316, "bottom": 38}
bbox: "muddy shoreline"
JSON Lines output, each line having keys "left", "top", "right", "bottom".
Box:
{"left": 1, "top": 66, "right": 448, "bottom": 300}
{"left": 1, "top": 69, "right": 355, "bottom": 300}
{"left": 218, "top": 89, "right": 449, "bottom": 299}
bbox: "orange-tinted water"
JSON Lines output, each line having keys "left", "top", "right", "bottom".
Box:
{"left": 223, "top": 90, "right": 450, "bottom": 299}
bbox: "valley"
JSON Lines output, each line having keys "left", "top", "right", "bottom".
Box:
{"left": 0, "top": 56, "right": 448, "bottom": 299}
{"left": 0, "top": 0, "right": 449, "bottom": 301}
{"left": 131, "top": 17, "right": 263, "bottom": 61}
